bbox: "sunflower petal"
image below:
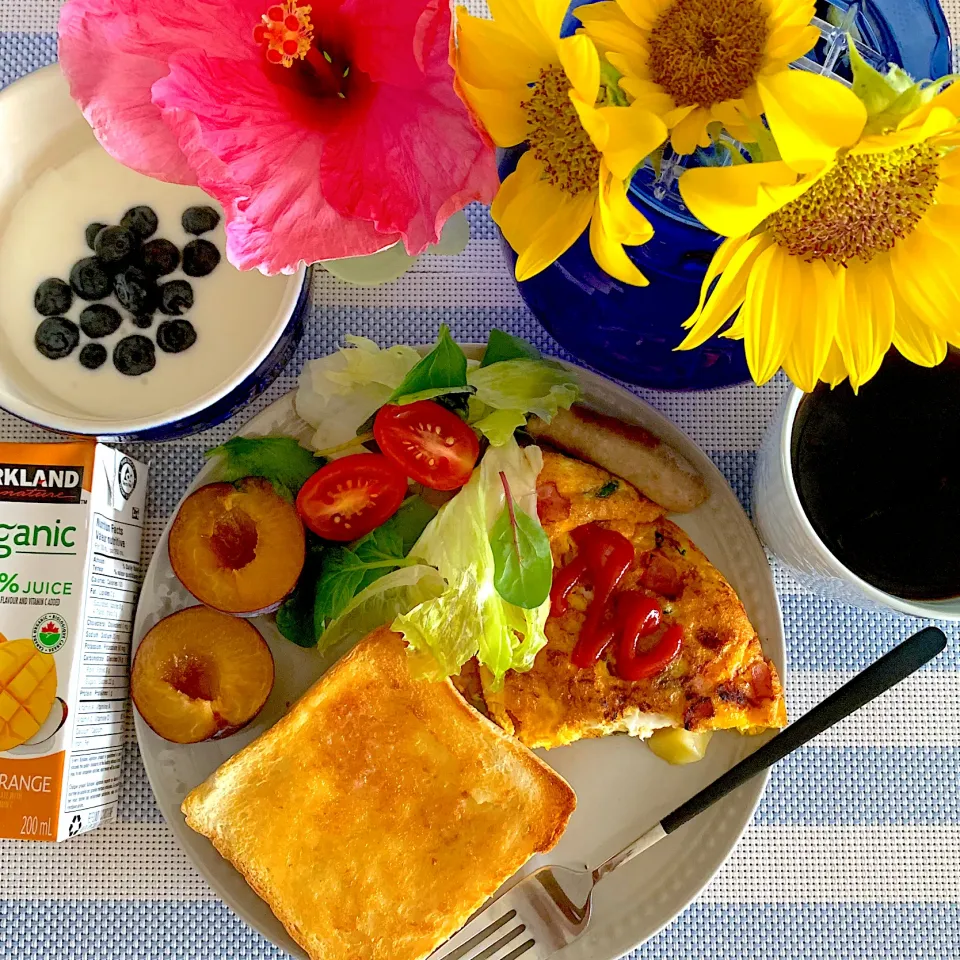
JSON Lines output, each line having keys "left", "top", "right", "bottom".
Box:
{"left": 595, "top": 103, "right": 667, "bottom": 180}
{"left": 493, "top": 151, "right": 553, "bottom": 254}
{"left": 590, "top": 191, "right": 649, "bottom": 286}
{"left": 783, "top": 258, "right": 840, "bottom": 391}
{"left": 682, "top": 235, "right": 749, "bottom": 327}
{"left": 456, "top": 79, "right": 530, "bottom": 147}
{"left": 678, "top": 160, "right": 799, "bottom": 236}
{"left": 532, "top": 0, "right": 570, "bottom": 42}
{"left": 763, "top": 24, "right": 820, "bottom": 61}
{"left": 890, "top": 229, "right": 960, "bottom": 336}
{"left": 602, "top": 171, "right": 655, "bottom": 244}
{"left": 835, "top": 259, "right": 895, "bottom": 391}
{"left": 557, "top": 34, "right": 601, "bottom": 104}
{"left": 819, "top": 341, "right": 849, "bottom": 387}
{"left": 678, "top": 234, "right": 774, "bottom": 349}
{"left": 758, "top": 71, "right": 867, "bottom": 173}
{"left": 456, "top": 11, "right": 546, "bottom": 88}
{"left": 671, "top": 106, "right": 712, "bottom": 154}
{"left": 616, "top": 0, "right": 667, "bottom": 30}
{"left": 570, "top": 94, "right": 609, "bottom": 152}
{"left": 892, "top": 291, "right": 949, "bottom": 368}
{"left": 514, "top": 189, "right": 596, "bottom": 281}
{"left": 741, "top": 243, "right": 793, "bottom": 384}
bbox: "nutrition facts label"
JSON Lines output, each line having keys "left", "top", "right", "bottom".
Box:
{"left": 62, "top": 510, "right": 143, "bottom": 832}
{"left": 78, "top": 513, "right": 142, "bottom": 703}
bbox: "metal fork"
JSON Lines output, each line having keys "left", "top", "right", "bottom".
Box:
{"left": 432, "top": 626, "right": 947, "bottom": 960}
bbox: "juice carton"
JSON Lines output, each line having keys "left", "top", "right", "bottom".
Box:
{"left": 0, "top": 440, "right": 147, "bottom": 841}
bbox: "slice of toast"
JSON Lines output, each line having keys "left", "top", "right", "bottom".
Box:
{"left": 182, "top": 627, "right": 576, "bottom": 960}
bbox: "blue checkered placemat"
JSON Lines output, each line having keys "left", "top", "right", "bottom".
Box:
{"left": 1, "top": 5, "right": 958, "bottom": 958}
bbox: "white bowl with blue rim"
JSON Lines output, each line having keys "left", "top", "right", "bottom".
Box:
{"left": 0, "top": 65, "right": 309, "bottom": 442}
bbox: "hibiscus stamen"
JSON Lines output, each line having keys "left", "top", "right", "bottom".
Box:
{"left": 254, "top": 1, "right": 314, "bottom": 68}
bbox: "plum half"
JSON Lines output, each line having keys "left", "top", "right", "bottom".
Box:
{"left": 131, "top": 606, "right": 275, "bottom": 744}
{"left": 169, "top": 477, "right": 305, "bottom": 615}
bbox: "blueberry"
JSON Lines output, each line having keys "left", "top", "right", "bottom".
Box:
{"left": 79, "top": 303, "right": 122, "bottom": 339}
{"left": 140, "top": 238, "right": 180, "bottom": 277}
{"left": 94, "top": 225, "right": 136, "bottom": 266}
{"left": 120, "top": 205, "right": 158, "bottom": 240}
{"left": 85, "top": 222, "right": 107, "bottom": 251}
{"left": 79, "top": 343, "right": 108, "bottom": 370}
{"left": 182, "top": 239, "right": 221, "bottom": 277}
{"left": 113, "top": 335, "right": 156, "bottom": 376}
{"left": 130, "top": 313, "right": 154, "bottom": 329}
{"left": 69, "top": 257, "right": 113, "bottom": 300}
{"left": 113, "top": 265, "right": 157, "bottom": 316}
{"left": 158, "top": 279, "right": 194, "bottom": 316}
{"left": 181, "top": 206, "right": 221, "bottom": 235}
{"left": 35, "top": 317, "right": 80, "bottom": 359}
{"left": 34, "top": 278, "right": 73, "bottom": 316}
{"left": 157, "top": 319, "right": 197, "bottom": 354}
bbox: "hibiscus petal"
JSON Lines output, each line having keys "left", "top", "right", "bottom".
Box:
{"left": 153, "top": 54, "right": 395, "bottom": 274}
{"left": 758, "top": 71, "right": 866, "bottom": 173}
{"left": 320, "top": 0, "right": 498, "bottom": 254}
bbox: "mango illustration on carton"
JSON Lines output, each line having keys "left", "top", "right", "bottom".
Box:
{"left": 0, "top": 440, "right": 146, "bottom": 841}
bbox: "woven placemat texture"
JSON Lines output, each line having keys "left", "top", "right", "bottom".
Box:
{"left": 1, "top": 4, "right": 958, "bottom": 958}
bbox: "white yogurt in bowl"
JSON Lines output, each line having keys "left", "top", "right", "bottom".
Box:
{"left": 0, "top": 66, "right": 307, "bottom": 439}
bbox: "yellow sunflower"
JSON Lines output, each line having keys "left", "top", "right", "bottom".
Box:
{"left": 675, "top": 63, "right": 960, "bottom": 391}
{"left": 577, "top": 0, "right": 820, "bottom": 154}
{"left": 455, "top": 0, "right": 668, "bottom": 284}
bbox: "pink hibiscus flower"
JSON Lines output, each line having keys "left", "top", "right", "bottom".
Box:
{"left": 58, "top": 0, "right": 498, "bottom": 274}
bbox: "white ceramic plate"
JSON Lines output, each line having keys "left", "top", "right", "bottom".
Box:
{"left": 132, "top": 357, "right": 785, "bottom": 960}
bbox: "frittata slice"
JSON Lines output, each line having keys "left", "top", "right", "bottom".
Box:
{"left": 480, "top": 452, "right": 786, "bottom": 750}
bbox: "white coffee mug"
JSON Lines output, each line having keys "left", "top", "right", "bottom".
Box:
{"left": 753, "top": 387, "right": 960, "bottom": 621}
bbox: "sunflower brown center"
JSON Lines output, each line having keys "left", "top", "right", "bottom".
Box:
{"left": 524, "top": 66, "right": 601, "bottom": 195}
{"left": 766, "top": 144, "right": 942, "bottom": 265}
{"left": 648, "top": 0, "right": 769, "bottom": 107}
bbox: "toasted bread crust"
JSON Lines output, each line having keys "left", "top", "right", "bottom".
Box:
{"left": 182, "top": 627, "right": 575, "bottom": 960}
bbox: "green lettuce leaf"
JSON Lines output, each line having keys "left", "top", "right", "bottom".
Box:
{"left": 467, "top": 358, "right": 580, "bottom": 422}
{"left": 206, "top": 436, "right": 323, "bottom": 501}
{"left": 392, "top": 438, "right": 550, "bottom": 685}
{"left": 472, "top": 407, "right": 528, "bottom": 446}
{"left": 489, "top": 491, "right": 552, "bottom": 609}
{"left": 313, "top": 497, "right": 437, "bottom": 635}
{"left": 296, "top": 335, "right": 420, "bottom": 451}
{"left": 388, "top": 324, "right": 471, "bottom": 404}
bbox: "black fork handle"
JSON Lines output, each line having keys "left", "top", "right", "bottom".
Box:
{"left": 661, "top": 626, "right": 948, "bottom": 835}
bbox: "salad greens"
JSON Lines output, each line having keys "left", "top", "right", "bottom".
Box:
{"left": 206, "top": 436, "right": 322, "bottom": 501}
{"left": 313, "top": 497, "right": 436, "bottom": 638}
{"left": 387, "top": 324, "right": 472, "bottom": 405}
{"left": 468, "top": 359, "right": 579, "bottom": 422}
{"left": 489, "top": 473, "right": 552, "bottom": 609}
{"left": 295, "top": 335, "right": 420, "bottom": 451}
{"left": 480, "top": 328, "right": 541, "bottom": 367}
{"left": 275, "top": 537, "right": 327, "bottom": 647}
{"left": 392, "top": 437, "right": 550, "bottom": 685}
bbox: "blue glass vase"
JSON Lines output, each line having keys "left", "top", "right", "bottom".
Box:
{"left": 505, "top": 0, "right": 953, "bottom": 390}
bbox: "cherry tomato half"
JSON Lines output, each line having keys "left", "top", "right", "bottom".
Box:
{"left": 295, "top": 453, "right": 407, "bottom": 542}
{"left": 374, "top": 400, "right": 480, "bottom": 491}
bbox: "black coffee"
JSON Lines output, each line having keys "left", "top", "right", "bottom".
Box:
{"left": 791, "top": 347, "right": 960, "bottom": 601}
